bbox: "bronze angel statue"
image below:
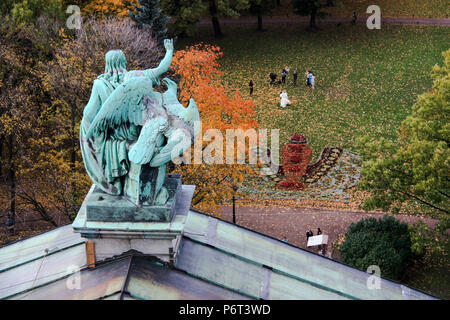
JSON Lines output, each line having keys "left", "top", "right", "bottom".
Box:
{"left": 80, "top": 39, "right": 200, "bottom": 206}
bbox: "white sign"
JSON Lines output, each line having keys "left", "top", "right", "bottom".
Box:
{"left": 307, "top": 235, "right": 328, "bottom": 247}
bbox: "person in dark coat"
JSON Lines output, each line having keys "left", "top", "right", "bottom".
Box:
{"left": 317, "top": 228, "right": 323, "bottom": 250}
{"left": 269, "top": 73, "right": 277, "bottom": 85}
{"left": 249, "top": 80, "right": 254, "bottom": 95}
{"left": 293, "top": 70, "right": 298, "bottom": 86}
{"left": 351, "top": 11, "right": 357, "bottom": 25}
{"left": 281, "top": 68, "right": 287, "bottom": 84}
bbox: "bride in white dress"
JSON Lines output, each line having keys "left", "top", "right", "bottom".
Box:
{"left": 280, "top": 90, "right": 291, "bottom": 108}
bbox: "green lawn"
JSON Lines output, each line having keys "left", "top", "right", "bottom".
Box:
{"left": 177, "top": 24, "right": 449, "bottom": 158}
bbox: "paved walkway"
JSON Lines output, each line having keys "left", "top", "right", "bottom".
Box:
{"left": 199, "top": 16, "right": 450, "bottom": 27}
{"left": 218, "top": 205, "right": 439, "bottom": 257}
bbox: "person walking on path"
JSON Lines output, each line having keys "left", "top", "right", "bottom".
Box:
{"left": 351, "top": 11, "right": 357, "bottom": 25}
{"left": 249, "top": 80, "right": 254, "bottom": 95}
{"left": 293, "top": 70, "right": 298, "bottom": 86}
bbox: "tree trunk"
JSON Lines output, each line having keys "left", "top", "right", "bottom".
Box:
{"left": 209, "top": 0, "right": 223, "bottom": 37}
{"left": 257, "top": 15, "right": 263, "bottom": 31}
{"left": 70, "top": 104, "right": 77, "bottom": 218}
{"left": 309, "top": 7, "right": 317, "bottom": 29}
{"left": 0, "top": 135, "right": 3, "bottom": 179}
{"left": 8, "top": 135, "right": 15, "bottom": 233}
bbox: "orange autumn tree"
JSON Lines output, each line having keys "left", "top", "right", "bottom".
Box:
{"left": 171, "top": 44, "right": 259, "bottom": 213}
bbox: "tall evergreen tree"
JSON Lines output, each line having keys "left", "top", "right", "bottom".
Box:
{"left": 130, "top": 0, "right": 170, "bottom": 41}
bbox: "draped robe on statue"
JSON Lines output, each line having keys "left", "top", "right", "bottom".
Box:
{"left": 80, "top": 69, "right": 161, "bottom": 196}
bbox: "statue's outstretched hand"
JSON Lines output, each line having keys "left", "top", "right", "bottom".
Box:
{"left": 164, "top": 39, "right": 173, "bottom": 52}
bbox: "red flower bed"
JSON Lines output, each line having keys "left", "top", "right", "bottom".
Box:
{"left": 277, "top": 180, "right": 305, "bottom": 190}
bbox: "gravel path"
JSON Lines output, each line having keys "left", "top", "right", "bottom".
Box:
{"left": 199, "top": 16, "right": 450, "bottom": 27}
{"left": 218, "top": 205, "right": 439, "bottom": 256}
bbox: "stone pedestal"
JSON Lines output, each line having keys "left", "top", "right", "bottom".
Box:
{"left": 86, "top": 174, "right": 182, "bottom": 223}
{"left": 72, "top": 181, "right": 195, "bottom": 264}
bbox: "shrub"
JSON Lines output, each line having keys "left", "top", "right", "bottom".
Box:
{"left": 340, "top": 215, "right": 412, "bottom": 280}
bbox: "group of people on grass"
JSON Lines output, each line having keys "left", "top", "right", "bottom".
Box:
{"left": 248, "top": 66, "right": 316, "bottom": 108}
{"left": 267, "top": 67, "right": 315, "bottom": 88}
{"left": 277, "top": 69, "right": 315, "bottom": 108}
{"left": 248, "top": 67, "right": 316, "bottom": 109}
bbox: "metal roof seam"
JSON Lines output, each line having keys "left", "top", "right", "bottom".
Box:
{"left": 124, "top": 291, "right": 150, "bottom": 300}
{"left": 271, "top": 269, "right": 360, "bottom": 300}
{"left": 0, "top": 223, "right": 73, "bottom": 250}
{"left": 95, "top": 290, "right": 123, "bottom": 300}
{"left": 1, "top": 270, "right": 76, "bottom": 300}
{"left": 0, "top": 252, "right": 134, "bottom": 300}
{"left": 0, "top": 233, "right": 83, "bottom": 256}
{"left": 0, "top": 241, "right": 85, "bottom": 274}
{"left": 180, "top": 269, "right": 260, "bottom": 300}
{"left": 183, "top": 236, "right": 360, "bottom": 300}
{"left": 119, "top": 255, "right": 134, "bottom": 300}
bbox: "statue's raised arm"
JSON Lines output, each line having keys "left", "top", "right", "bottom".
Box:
{"left": 148, "top": 39, "right": 174, "bottom": 79}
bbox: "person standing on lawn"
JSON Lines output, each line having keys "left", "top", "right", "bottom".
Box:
{"left": 293, "top": 70, "right": 298, "bottom": 86}
{"left": 269, "top": 73, "right": 277, "bottom": 85}
{"left": 307, "top": 71, "right": 313, "bottom": 87}
{"left": 281, "top": 68, "right": 287, "bottom": 84}
{"left": 249, "top": 80, "right": 254, "bottom": 95}
{"left": 311, "top": 72, "right": 315, "bottom": 89}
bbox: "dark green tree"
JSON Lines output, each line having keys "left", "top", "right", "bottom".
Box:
{"left": 356, "top": 50, "right": 450, "bottom": 217}
{"left": 162, "top": 0, "right": 249, "bottom": 37}
{"left": 130, "top": 0, "right": 170, "bottom": 41}
{"left": 160, "top": 0, "right": 206, "bottom": 37}
{"left": 0, "top": 0, "right": 15, "bottom": 16}
{"left": 249, "top": 0, "right": 275, "bottom": 31}
{"left": 290, "top": 0, "right": 333, "bottom": 30}
{"left": 340, "top": 216, "right": 412, "bottom": 280}
{"left": 207, "top": 0, "right": 250, "bottom": 37}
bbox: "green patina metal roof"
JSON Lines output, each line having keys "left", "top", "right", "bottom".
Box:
{"left": 0, "top": 209, "right": 438, "bottom": 300}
